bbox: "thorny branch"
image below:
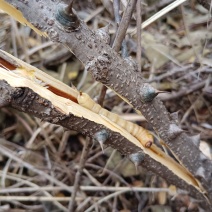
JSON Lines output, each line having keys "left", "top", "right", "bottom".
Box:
{"left": 0, "top": 79, "right": 208, "bottom": 206}
{"left": 1, "top": 0, "right": 212, "bottom": 208}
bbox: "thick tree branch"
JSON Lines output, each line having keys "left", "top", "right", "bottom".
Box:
{"left": 2, "top": 0, "right": 212, "bottom": 206}
{"left": 0, "top": 79, "right": 209, "bottom": 209}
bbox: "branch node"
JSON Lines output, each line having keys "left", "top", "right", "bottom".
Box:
{"left": 0, "top": 80, "right": 13, "bottom": 107}
{"left": 47, "top": 28, "right": 60, "bottom": 42}
{"left": 85, "top": 55, "right": 111, "bottom": 82}
{"left": 55, "top": 3, "right": 81, "bottom": 32}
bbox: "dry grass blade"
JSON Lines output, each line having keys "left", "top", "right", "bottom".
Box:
{"left": 0, "top": 143, "right": 72, "bottom": 192}
{"left": 131, "top": 0, "right": 188, "bottom": 34}
{"left": 0, "top": 170, "right": 68, "bottom": 211}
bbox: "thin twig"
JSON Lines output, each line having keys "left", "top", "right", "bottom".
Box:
{"left": 98, "top": 0, "right": 135, "bottom": 107}
{"left": 84, "top": 190, "right": 131, "bottom": 212}
{"left": 0, "top": 185, "right": 172, "bottom": 193}
{"left": 86, "top": 163, "right": 130, "bottom": 187}
{"left": 97, "top": 85, "right": 107, "bottom": 106}
{"left": 97, "top": 0, "right": 122, "bottom": 106}
{"left": 136, "top": 0, "right": 142, "bottom": 72}
{"left": 131, "top": 0, "right": 188, "bottom": 35}
{"left": 0, "top": 142, "right": 72, "bottom": 192}
{"left": 0, "top": 196, "right": 95, "bottom": 202}
{"left": 68, "top": 137, "right": 91, "bottom": 212}
{"left": 160, "top": 80, "right": 207, "bottom": 101}
{"left": 83, "top": 168, "right": 102, "bottom": 186}
{"left": 112, "top": 0, "right": 137, "bottom": 52}
{"left": 0, "top": 171, "right": 68, "bottom": 211}
{"left": 98, "top": 0, "right": 131, "bottom": 105}
{"left": 113, "top": 0, "right": 121, "bottom": 24}
{"left": 112, "top": 182, "right": 119, "bottom": 212}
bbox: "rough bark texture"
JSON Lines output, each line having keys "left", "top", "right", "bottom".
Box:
{"left": 3, "top": 0, "right": 212, "bottom": 206}
{"left": 0, "top": 79, "right": 210, "bottom": 210}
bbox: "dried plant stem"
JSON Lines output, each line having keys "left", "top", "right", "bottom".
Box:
{"left": 0, "top": 151, "right": 69, "bottom": 211}
{"left": 136, "top": 0, "right": 142, "bottom": 72}
{"left": 113, "top": 0, "right": 121, "bottom": 24}
{"left": 0, "top": 185, "right": 172, "bottom": 193}
{"left": 84, "top": 190, "right": 128, "bottom": 212}
{"left": 0, "top": 143, "right": 72, "bottom": 191}
{"left": 97, "top": 85, "right": 108, "bottom": 106}
{"left": 98, "top": 0, "right": 135, "bottom": 105}
{"left": 68, "top": 137, "right": 91, "bottom": 211}
{"left": 113, "top": 0, "right": 127, "bottom": 56}
{"left": 131, "top": 0, "right": 188, "bottom": 35}
{"left": 112, "top": 0, "right": 137, "bottom": 52}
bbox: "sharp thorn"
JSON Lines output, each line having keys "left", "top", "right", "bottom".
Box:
{"left": 195, "top": 167, "right": 205, "bottom": 179}
{"left": 190, "top": 134, "right": 200, "bottom": 147}
{"left": 169, "top": 124, "right": 184, "bottom": 139}
{"left": 100, "top": 22, "right": 111, "bottom": 33}
{"left": 99, "top": 141, "right": 104, "bottom": 153}
{"left": 155, "top": 90, "right": 169, "bottom": 94}
{"left": 139, "top": 84, "right": 168, "bottom": 102}
{"left": 135, "top": 164, "right": 138, "bottom": 174}
{"left": 96, "top": 23, "right": 111, "bottom": 44}
{"left": 170, "top": 111, "right": 180, "bottom": 124}
{"left": 129, "top": 152, "right": 145, "bottom": 170}
{"left": 93, "top": 129, "right": 109, "bottom": 153}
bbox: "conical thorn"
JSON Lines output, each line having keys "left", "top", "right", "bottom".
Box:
{"left": 190, "top": 134, "right": 200, "bottom": 147}
{"left": 93, "top": 129, "right": 109, "bottom": 153}
{"left": 65, "top": 0, "right": 75, "bottom": 14}
{"left": 129, "top": 151, "right": 145, "bottom": 171}
{"left": 100, "top": 22, "right": 111, "bottom": 33}
{"left": 195, "top": 166, "right": 205, "bottom": 179}
{"left": 170, "top": 111, "right": 180, "bottom": 124}
{"left": 155, "top": 90, "right": 169, "bottom": 94}
{"left": 168, "top": 124, "right": 184, "bottom": 139}
{"left": 139, "top": 84, "right": 168, "bottom": 103}
{"left": 96, "top": 24, "right": 111, "bottom": 44}
{"left": 99, "top": 141, "right": 104, "bottom": 153}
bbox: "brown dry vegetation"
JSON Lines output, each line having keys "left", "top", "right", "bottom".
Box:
{"left": 0, "top": 0, "right": 212, "bottom": 211}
